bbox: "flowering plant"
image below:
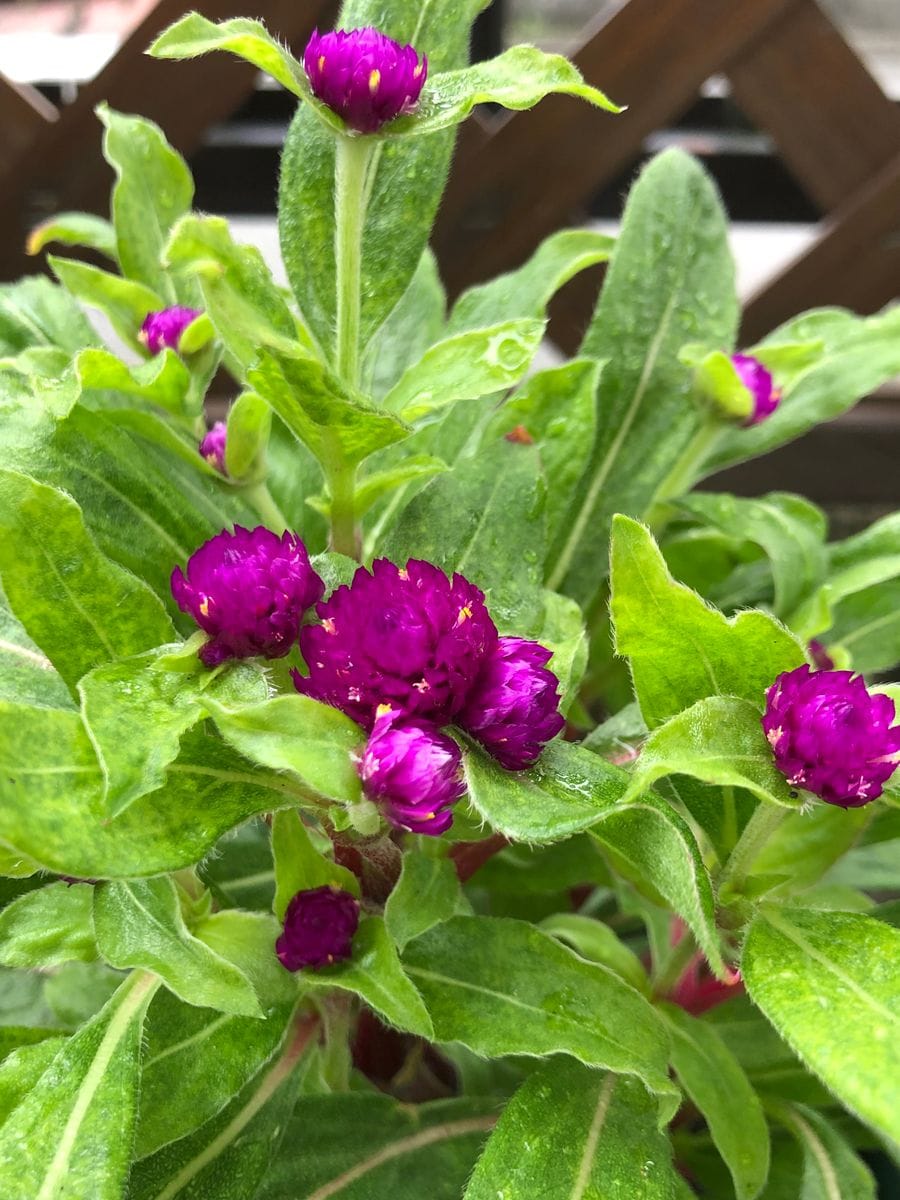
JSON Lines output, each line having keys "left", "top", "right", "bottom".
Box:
{"left": 0, "top": 3, "right": 899, "bottom": 1197}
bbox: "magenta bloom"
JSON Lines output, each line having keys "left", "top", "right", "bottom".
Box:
{"left": 296, "top": 559, "right": 497, "bottom": 730}
{"left": 276, "top": 886, "right": 359, "bottom": 971}
{"left": 303, "top": 27, "right": 427, "bottom": 133}
{"left": 359, "top": 707, "right": 465, "bottom": 835}
{"left": 171, "top": 526, "right": 324, "bottom": 667}
{"left": 459, "top": 637, "right": 565, "bottom": 770}
{"left": 732, "top": 353, "right": 781, "bottom": 426}
{"left": 763, "top": 665, "right": 900, "bottom": 807}
{"left": 139, "top": 306, "right": 201, "bottom": 355}
{"left": 199, "top": 421, "right": 227, "bottom": 474}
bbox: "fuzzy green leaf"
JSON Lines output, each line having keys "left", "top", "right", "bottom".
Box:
{"left": 271, "top": 810, "right": 360, "bottom": 922}
{"left": 384, "top": 851, "right": 461, "bottom": 951}
{"left": 0, "top": 883, "right": 96, "bottom": 969}
{"left": 0, "top": 276, "right": 98, "bottom": 357}
{"left": 75, "top": 347, "right": 192, "bottom": 419}
{"left": 0, "top": 583, "right": 72, "bottom": 709}
{"left": 27, "top": 213, "right": 117, "bottom": 261}
{"left": 768, "top": 1102, "right": 875, "bottom": 1200}
{"left": 48, "top": 256, "right": 161, "bottom": 353}
{"left": 539, "top": 914, "right": 649, "bottom": 994}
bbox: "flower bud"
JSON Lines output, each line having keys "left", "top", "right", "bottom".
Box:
{"left": 139, "top": 306, "right": 202, "bottom": 355}
{"left": 276, "top": 885, "right": 359, "bottom": 971}
{"left": 358, "top": 707, "right": 465, "bottom": 835}
{"left": 303, "top": 27, "right": 427, "bottom": 133}
{"left": 808, "top": 639, "right": 835, "bottom": 671}
{"left": 171, "top": 526, "right": 324, "bottom": 667}
{"left": 732, "top": 353, "right": 781, "bottom": 426}
{"left": 459, "top": 636, "right": 565, "bottom": 770}
{"left": 199, "top": 421, "right": 227, "bottom": 474}
{"left": 763, "top": 664, "right": 900, "bottom": 807}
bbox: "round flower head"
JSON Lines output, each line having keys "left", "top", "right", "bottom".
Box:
{"left": 276, "top": 885, "right": 359, "bottom": 971}
{"left": 359, "top": 706, "right": 465, "bottom": 835}
{"left": 763, "top": 664, "right": 900, "bottom": 807}
{"left": 171, "top": 526, "right": 324, "bottom": 667}
{"left": 296, "top": 558, "right": 497, "bottom": 730}
{"left": 732, "top": 353, "right": 781, "bottom": 426}
{"left": 139, "top": 306, "right": 202, "bottom": 355}
{"left": 304, "top": 27, "right": 427, "bottom": 133}
{"left": 199, "top": 421, "right": 227, "bottom": 474}
{"left": 459, "top": 636, "right": 565, "bottom": 770}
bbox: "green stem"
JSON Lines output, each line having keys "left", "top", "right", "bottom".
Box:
{"left": 720, "top": 802, "right": 788, "bottom": 896}
{"left": 334, "top": 134, "right": 374, "bottom": 390}
{"left": 244, "top": 482, "right": 289, "bottom": 533}
{"left": 327, "top": 456, "right": 358, "bottom": 559}
{"left": 652, "top": 931, "right": 698, "bottom": 999}
{"left": 646, "top": 417, "right": 724, "bottom": 531}
{"left": 721, "top": 786, "right": 738, "bottom": 859}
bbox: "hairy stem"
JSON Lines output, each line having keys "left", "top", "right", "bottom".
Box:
{"left": 244, "top": 482, "right": 289, "bottom": 533}
{"left": 652, "top": 930, "right": 698, "bottom": 999}
{"left": 334, "top": 134, "right": 374, "bottom": 390}
{"left": 645, "top": 417, "right": 724, "bottom": 531}
{"left": 720, "top": 801, "right": 789, "bottom": 896}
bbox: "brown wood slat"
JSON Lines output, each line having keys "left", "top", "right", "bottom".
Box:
{"left": 741, "top": 153, "right": 900, "bottom": 342}
{"left": 433, "top": 0, "right": 795, "bottom": 298}
{"left": 0, "top": 75, "right": 56, "bottom": 180}
{"left": 727, "top": 0, "right": 900, "bottom": 212}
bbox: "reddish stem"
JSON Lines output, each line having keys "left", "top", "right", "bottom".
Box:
{"left": 450, "top": 832, "right": 510, "bottom": 882}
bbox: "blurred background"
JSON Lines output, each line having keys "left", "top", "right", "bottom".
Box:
{"left": 0, "top": 0, "right": 898, "bottom": 530}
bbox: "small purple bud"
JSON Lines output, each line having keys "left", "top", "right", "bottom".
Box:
{"left": 459, "top": 636, "right": 566, "bottom": 771}
{"left": 199, "top": 421, "right": 228, "bottom": 474}
{"left": 808, "top": 639, "right": 835, "bottom": 671}
{"left": 171, "top": 525, "right": 324, "bottom": 667}
{"left": 763, "top": 664, "right": 900, "bottom": 807}
{"left": 296, "top": 558, "right": 497, "bottom": 731}
{"left": 303, "top": 27, "right": 427, "bottom": 133}
{"left": 139, "top": 306, "right": 202, "bottom": 355}
{"left": 359, "top": 706, "right": 465, "bottom": 835}
{"left": 276, "top": 885, "right": 359, "bottom": 971}
{"left": 732, "top": 353, "right": 781, "bottom": 426}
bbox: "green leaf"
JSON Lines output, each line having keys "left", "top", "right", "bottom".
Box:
{"left": 449, "top": 230, "right": 615, "bottom": 335}
{"left": 204, "top": 693, "right": 364, "bottom": 807}
{"left": 742, "top": 906, "right": 900, "bottom": 1146}
{"left": 97, "top": 104, "right": 195, "bottom": 304}
{"left": 347, "top": 455, "right": 447, "bottom": 520}
{"left": 272, "top": 810, "right": 360, "bottom": 921}
{"left": 0, "top": 970, "right": 157, "bottom": 1200}
{"left": 752, "top": 804, "right": 870, "bottom": 894}
{"left": 465, "top": 1061, "right": 677, "bottom": 1200}
{"left": 538, "top": 914, "right": 648, "bottom": 994}
{"left": 627, "top": 696, "right": 800, "bottom": 808}
{"left": 549, "top": 150, "right": 738, "bottom": 605}
{"left": 75, "top": 347, "right": 192, "bottom": 419}
{"left": 364, "top": 249, "right": 446, "bottom": 399}
{"left": 27, "top": 212, "right": 117, "bottom": 261}
{"left": 0, "top": 471, "right": 174, "bottom": 691}
{"left": 678, "top": 492, "right": 827, "bottom": 621}
{"left": 0, "top": 1037, "right": 67, "bottom": 1128}
{"left": 463, "top": 739, "right": 629, "bottom": 843}
{"left": 43, "top": 962, "right": 122, "bottom": 1030}
{"left": 593, "top": 792, "right": 724, "bottom": 977}
{"left": 383, "top": 318, "right": 544, "bottom": 422}
{"left": 136, "top": 990, "right": 294, "bottom": 1158}
{"left": 662, "top": 1004, "right": 769, "bottom": 1200}
{"left": 248, "top": 346, "right": 409, "bottom": 469}
{"left": 0, "top": 883, "right": 96, "bottom": 969}
{"left": 278, "top": 0, "right": 485, "bottom": 355}
{"left": 0, "top": 276, "right": 98, "bottom": 356}
{"left": 768, "top": 1102, "right": 876, "bottom": 1200}
{"left": 403, "top": 915, "right": 678, "bottom": 1116}
{"left": 79, "top": 653, "right": 266, "bottom": 818}
{"left": 300, "top": 916, "right": 433, "bottom": 1038}
{"left": 48, "top": 255, "right": 161, "bottom": 352}
{"left": 611, "top": 516, "right": 805, "bottom": 728}
{"left": 532, "top": 588, "right": 588, "bottom": 712}
{"left": 194, "top": 910, "right": 300, "bottom": 1010}
{"left": 129, "top": 1011, "right": 314, "bottom": 1200}
{"left": 0, "top": 582, "right": 73, "bottom": 709}
{"left": 224, "top": 391, "right": 271, "bottom": 481}
{"left": 200, "top": 820, "right": 275, "bottom": 911}
{"left": 93, "top": 877, "right": 261, "bottom": 1017}
{"left": 384, "top": 850, "right": 461, "bottom": 951}
{"left": 382, "top": 438, "right": 546, "bottom": 631}
{"left": 683, "top": 346, "right": 754, "bottom": 421}
{"left": 391, "top": 45, "right": 621, "bottom": 139}
{"left": 828, "top": 578, "right": 900, "bottom": 674}
{"left": 259, "top": 1094, "right": 496, "bottom": 1200}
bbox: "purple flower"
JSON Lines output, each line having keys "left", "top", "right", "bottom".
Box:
{"left": 171, "top": 526, "right": 324, "bottom": 667}
{"left": 459, "top": 636, "right": 565, "bottom": 770}
{"left": 763, "top": 664, "right": 900, "bottom": 807}
{"left": 276, "top": 885, "right": 359, "bottom": 971}
{"left": 139, "top": 306, "right": 202, "bottom": 355}
{"left": 303, "top": 27, "right": 427, "bottom": 133}
{"left": 732, "top": 353, "right": 781, "bottom": 426}
{"left": 359, "top": 707, "right": 465, "bottom": 835}
{"left": 809, "top": 639, "right": 835, "bottom": 671}
{"left": 295, "top": 559, "right": 497, "bottom": 731}
{"left": 199, "top": 421, "right": 227, "bottom": 474}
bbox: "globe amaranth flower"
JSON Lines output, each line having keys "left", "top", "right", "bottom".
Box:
{"left": 139, "top": 305, "right": 202, "bottom": 355}
{"left": 199, "top": 421, "right": 227, "bottom": 474}
{"left": 276, "top": 885, "right": 359, "bottom": 971}
{"left": 171, "top": 526, "right": 324, "bottom": 667}
{"left": 296, "top": 558, "right": 497, "bottom": 730}
{"left": 459, "top": 636, "right": 565, "bottom": 770}
{"left": 732, "top": 353, "right": 781, "bottom": 426}
{"left": 358, "top": 706, "right": 465, "bottom": 835}
{"left": 304, "top": 27, "right": 427, "bottom": 133}
{"left": 763, "top": 664, "right": 900, "bottom": 807}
